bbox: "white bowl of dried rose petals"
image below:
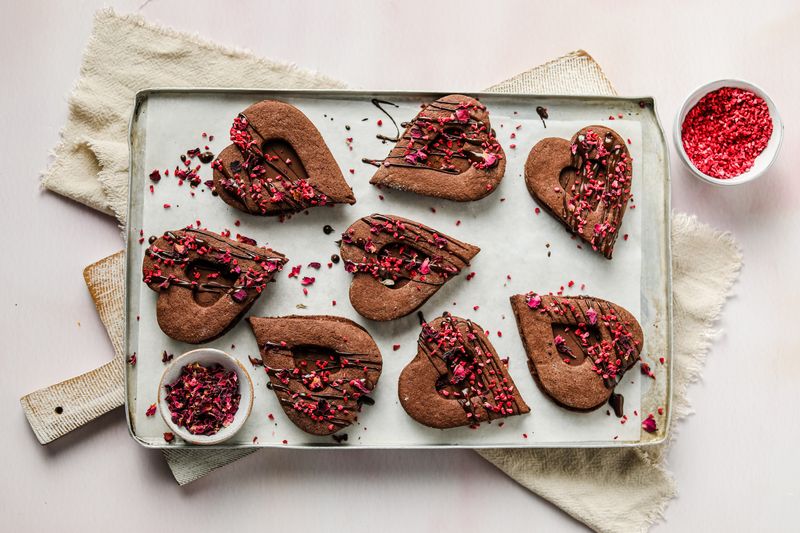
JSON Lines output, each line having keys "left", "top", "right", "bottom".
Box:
{"left": 158, "top": 348, "right": 254, "bottom": 445}
{"left": 674, "top": 79, "right": 782, "bottom": 186}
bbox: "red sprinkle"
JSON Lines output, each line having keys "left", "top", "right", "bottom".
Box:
{"left": 392, "top": 344, "right": 401, "bottom": 351}
{"left": 642, "top": 414, "right": 658, "bottom": 433}
{"left": 681, "top": 87, "right": 773, "bottom": 179}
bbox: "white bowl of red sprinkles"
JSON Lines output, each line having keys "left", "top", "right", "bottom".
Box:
{"left": 674, "top": 79, "right": 782, "bottom": 186}
{"left": 158, "top": 348, "right": 254, "bottom": 445}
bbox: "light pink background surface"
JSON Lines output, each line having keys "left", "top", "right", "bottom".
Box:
{"left": 2, "top": 1, "right": 798, "bottom": 531}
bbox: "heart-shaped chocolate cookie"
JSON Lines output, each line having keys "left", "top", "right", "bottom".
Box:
{"left": 339, "top": 214, "right": 480, "bottom": 321}
{"left": 509, "top": 293, "right": 643, "bottom": 412}
{"left": 399, "top": 313, "right": 529, "bottom": 429}
{"left": 248, "top": 315, "right": 382, "bottom": 436}
{"left": 142, "top": 228, "right": 287, "bottom": 344}
{"left": 523, "top": 126, "right": 632, "bottom": 259}
{"left": 212, "top": 100, "right": 355, "bottom": 216}
{"left": 367, "top": 94, "right": 506, "bottom": 201}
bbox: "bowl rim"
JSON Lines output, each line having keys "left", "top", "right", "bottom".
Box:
{"left": 673, "top": 78, "right": 783, "bottom": 187}
{"left": 157, "top": 347, "right": 254, "bottom": 445}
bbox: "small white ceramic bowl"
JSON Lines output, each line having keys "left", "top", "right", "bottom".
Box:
{"left": 674, "top": 79, "right": 782, "bottom": 186}
{"left": 158, "top": 348, "right": 254, "bottom": 445}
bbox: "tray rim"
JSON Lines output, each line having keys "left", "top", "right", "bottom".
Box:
{"left": 124, "top": 87, "right": 673, "bottom": 450}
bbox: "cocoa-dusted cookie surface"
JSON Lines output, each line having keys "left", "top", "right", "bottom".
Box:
{"left": 212, "top": 100, "right": 355, "bottom": 216}
{"left": 523, "top": 126, "right": 633, "bottom": 259}
{"left": 399, "top": 313, "right": 529, "bottom": 429}
{"left": 142, "top": 228, "right": 287, "bottom": 344}
{"left": 247, "top": 315, "right": 382, "bottom": 436}
{"left": 366, "top": 94, "right": 505, "bottom": 201}
{"left": 509, "top": 293, "right": 643, "bottom": 412}
{"left": 339, "top": 214, "right": 480, "bottom": 321}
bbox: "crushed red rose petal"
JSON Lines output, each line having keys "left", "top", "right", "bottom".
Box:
{"left": 164, "top": 362, "right": 241, "bottom": 436}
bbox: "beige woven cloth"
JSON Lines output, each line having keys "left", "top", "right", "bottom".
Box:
{"left": 25, "top": 9, "right": 743, "bottom": 533}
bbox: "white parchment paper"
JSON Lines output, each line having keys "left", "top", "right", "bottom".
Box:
{"left": 130, "top": 92, "right": 645, "bottom": 447}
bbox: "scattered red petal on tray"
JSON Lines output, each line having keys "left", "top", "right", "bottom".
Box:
{"left": 236, "top": 233, "right": 257, "bottom": 246}
{"left": 288, "top": 265, "right": 302, "bottom": 278}
{"left": 642, "top": 414, "right": 658, "bottom": 433}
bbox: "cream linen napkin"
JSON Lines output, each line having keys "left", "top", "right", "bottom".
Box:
{"left": 26, "top": 9, "right": 743, "bottom": 533}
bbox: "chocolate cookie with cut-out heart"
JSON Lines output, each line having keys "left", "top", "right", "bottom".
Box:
{"left": 523, "top": 126, "right": 633, "bottom": 259}
{"left": 248, "top": 315, "right": 382, "bottom": 436}
{"left": 339, "top": 214, "right": 480, "bottom": 321}
{"left": 142, "top": 228, "right": 287, "bottom": 344}
{"left": 212, "top": 100, "right": 355, "bottom": 216}
{"left": 509, "top": 293, "right": 643, "bottom": 412}
{"left": 366, "top": 94, "right": 505, "bottom": 201}
{"left": 399, "top": 313, "right": 529, "bottom": 429}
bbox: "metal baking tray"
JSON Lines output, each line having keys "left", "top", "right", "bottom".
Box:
{"left": 126, "top": 89, "right": 672, "bottom": 449}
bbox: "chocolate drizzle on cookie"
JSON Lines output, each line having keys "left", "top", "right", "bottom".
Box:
{"left": 424, "top": 314, "right": 527, "bottom": 422}
{"left": 339, "top": 214, "right": 480, "bottom": 321}
{"left": 363, "top": 97, "right": 502, "bottom": 174}
{"left": 212, "top": 114, "right": 329, "bottom": 214}
{"left": 142, "top": 228, "right": 287, "bottom": 344}
{"left": 248, "top": 316, "right": 383, "bottom": 436}
{"left": 212, "top": 100, "right": 355, "bottom": 216}
{"left": 510, "top": 293, "right": 643, "bottom": 411}
{"left": 523, "top": 125, "right": 633, "bottom": 259}
{"left": 399, "top": 314, "right": 530, "bottom": 429}
{"left": 143, "top": 228, "right": 285, "bottom": 297}
{"left": 563, "top": 129, "right": 632, "bottom": 257}
{"left": 341, "top": 214, "right": 472, "bottom": 288}
{"left": 264, "top": 349, "right": 381, "bottom": 429}
{"left": 367, "top": 94, "right": 506, "bottom": 202}
{"left": 525, "top": 293, "right": 639, "bottom": 388}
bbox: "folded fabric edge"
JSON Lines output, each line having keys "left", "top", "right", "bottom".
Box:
{"left": 163, "top": 448, "right": 258, "bottom": 486}
{"left": 93, "top": 8, "right": 348, "bottom": 90}
{"left": 665, "top": 212, "right": 743, "bottom": 427}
